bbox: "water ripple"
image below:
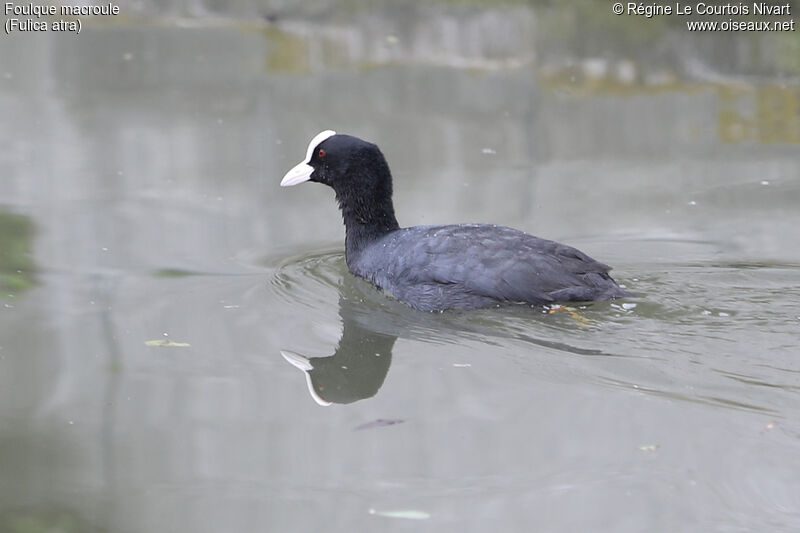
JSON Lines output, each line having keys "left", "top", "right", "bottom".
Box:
{"left": 269, "top": 247, "right": 346, "bottom": 309}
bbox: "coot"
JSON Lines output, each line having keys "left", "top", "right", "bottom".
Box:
{"left": 281, "top": 130, "right": 630, "bottom": 312}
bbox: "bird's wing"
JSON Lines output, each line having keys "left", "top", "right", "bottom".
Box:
{"left": 380, "top": 225, "right": 613, "bottom": 304}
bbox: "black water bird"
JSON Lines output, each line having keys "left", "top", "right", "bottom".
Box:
{"left": 281, "top": 130, "right": 630, "bottom": 311}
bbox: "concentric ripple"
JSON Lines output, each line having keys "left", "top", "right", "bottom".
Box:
{"left": 269, "top": 247, "right": 347, "bottom": 313}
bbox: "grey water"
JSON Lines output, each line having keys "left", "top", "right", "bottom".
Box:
{"left": 1, "top": 2, "right": 799, "bottom": 532}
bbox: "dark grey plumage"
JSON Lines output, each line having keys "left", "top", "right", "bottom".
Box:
{"left": 281, "top": 132, "right": 630, "bottom": 312}
{"left": 351, "top": 224, "right": 627, "bottom": 311}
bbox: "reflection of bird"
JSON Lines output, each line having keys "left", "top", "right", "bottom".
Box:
{"left": 280, "top": 257, "right": 617, "bottom": 406}
{"left": 280, "top": 262, "right": 405, "bottom": 407}
{"left": 281, "top": 327, "right": 394, "bottom": 406}
{"left": 281, "top": 131, "right": 630, "bottom": 311}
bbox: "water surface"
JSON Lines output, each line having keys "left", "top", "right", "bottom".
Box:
{"left": 2, "top": 4, "right": 799, "bottom": 532}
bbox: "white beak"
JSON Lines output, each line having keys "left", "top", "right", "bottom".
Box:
{"left": 280, "top": 129, "right": 337, "bottom": 187}
{"left": 280, "top": 161, "right": 314, "bottom": 187}
{"left": 281, "top": 350, "right": 333, "bottom": 407}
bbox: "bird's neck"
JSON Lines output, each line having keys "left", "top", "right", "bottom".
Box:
{"left": 332, "top": 150, "right": 400, "bottom": 264}
{"left": 339, "top": 195, "right": 400, "bottom": 263}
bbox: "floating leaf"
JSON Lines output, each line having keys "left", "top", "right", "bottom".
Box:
{"left": 369, "top": 509, "right": 430, "bottom": 520}
{"left": 145, "top": 339, "right": 191, "bottom": 347}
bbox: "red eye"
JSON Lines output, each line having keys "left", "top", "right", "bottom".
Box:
{"left": 318, "top": 149, "right": 326, "bottom": 158}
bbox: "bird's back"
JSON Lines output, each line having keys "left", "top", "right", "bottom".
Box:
{"left": 349, "top": 224, "right": 629, "bottom": 311}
